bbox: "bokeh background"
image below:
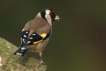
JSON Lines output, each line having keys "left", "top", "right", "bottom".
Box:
{"left": 0, "top": 0, "right": 106, "bottom": 71}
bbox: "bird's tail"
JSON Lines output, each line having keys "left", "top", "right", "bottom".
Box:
{"left": 14, "top": 46, "right": 28, "bottom": 56}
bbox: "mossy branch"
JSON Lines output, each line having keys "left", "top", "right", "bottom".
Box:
{"left": 0, "top": 37, "right": 47, "bottom": 71}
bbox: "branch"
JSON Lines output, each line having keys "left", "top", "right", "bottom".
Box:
{"left": 0, "top": 37, "right": 47, "bottom": 71}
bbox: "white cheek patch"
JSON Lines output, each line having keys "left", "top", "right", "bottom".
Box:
{"left": 45, "top": 15, "right": 52, "bottom": 25}
{"left": 45, "top": 10, "right": 52, "bottom": 25}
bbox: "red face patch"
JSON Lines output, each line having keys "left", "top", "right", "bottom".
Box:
{"left": 50, "top": 10, "right": 56, "bottom": 15}
{"left": 49, "top": 10, "right": 56, "bottom": 22}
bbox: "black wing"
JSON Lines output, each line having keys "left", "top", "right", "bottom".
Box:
{"left": 21, "top": 30, "right": 51, "bottom": 46}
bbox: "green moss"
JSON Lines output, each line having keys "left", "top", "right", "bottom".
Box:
{"left": 0, "top": 37, "right": 47, "bottom": 71}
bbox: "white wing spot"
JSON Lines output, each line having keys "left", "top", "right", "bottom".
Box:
{"left": 16, "top": 53, "right": 22, "bottom": 56}
{"left": 29, "top": 37, "right": 33, "bottom": 39}
{"left": 26, "top": 31, "right": 28, "bottom": 34}
{"left": 22, "top": 39, "right": 25, "bottom": 42}
{"left": 24, "top": 35, "right": 27, "bottom": 37}
{"left": 21, "top": 47, "right": 27, "bottom": 50}
{"left": 27, "top": 41, "right": 31, "bottom": 44}
{"left": 32, "top": 34, "right": 36, "bottom": 36}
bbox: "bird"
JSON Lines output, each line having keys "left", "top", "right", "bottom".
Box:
{"left": 14, "top": 8, "right": 60, "bottom": 65}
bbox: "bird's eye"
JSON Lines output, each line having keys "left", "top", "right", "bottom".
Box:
{"left": 50, "top": 14, "right": 54, "bottom": 16}
{"left": 50, "top": 14, "right": 55, "bottom": 18}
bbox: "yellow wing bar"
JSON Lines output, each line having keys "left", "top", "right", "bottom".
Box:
{"left": 33, "top": 33, "right": 47, "bottom": 44}
{"left": 41, "top": 33, "right": 47, "bottom": 38}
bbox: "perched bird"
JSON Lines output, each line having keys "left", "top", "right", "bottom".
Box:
{"left": 14, "top": 8, "right": 60, "bottom": 65}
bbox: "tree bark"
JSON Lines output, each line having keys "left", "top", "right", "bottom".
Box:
{"left": 0, "top": 37, "right": 47, "bottom": 71}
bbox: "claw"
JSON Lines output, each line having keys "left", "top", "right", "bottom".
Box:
{"left": 40, "top": 59, "right": 44, "bottom": 65}
{"left": 38, "top": 59, "right": 45, "bottom": 68}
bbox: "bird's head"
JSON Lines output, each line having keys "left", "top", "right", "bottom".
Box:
{"left": 39, "top": 8, "right": 60, "bottom": 24}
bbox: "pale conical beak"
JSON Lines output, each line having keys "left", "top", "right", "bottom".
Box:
{"left": 55, "top": 15, "right": 60, "bottom": 21}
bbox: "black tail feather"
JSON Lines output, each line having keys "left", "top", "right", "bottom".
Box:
{"left": 14, "top": 47, "right": 28, "bottom": 56}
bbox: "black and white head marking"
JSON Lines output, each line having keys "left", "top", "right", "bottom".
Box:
{"left": 40, "top": 8, "right": 56, "bottom": 25}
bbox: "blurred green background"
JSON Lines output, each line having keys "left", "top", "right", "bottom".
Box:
{"left": 0, "top": 0, "right": 106, "bottom": 71}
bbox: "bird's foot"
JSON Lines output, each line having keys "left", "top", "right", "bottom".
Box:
{"left": 40, "top": 59, "right": 45, "bottom": 65}
{"left": 38, "top": 59, "right": 45, "bottom": 68}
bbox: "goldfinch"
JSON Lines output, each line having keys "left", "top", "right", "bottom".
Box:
{"left": 14, "top": 8, "right": 60, "bottom": 65}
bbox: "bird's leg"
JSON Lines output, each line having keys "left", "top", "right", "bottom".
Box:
{"left": 39, "top": 52, "right": 44, "bottom": 65}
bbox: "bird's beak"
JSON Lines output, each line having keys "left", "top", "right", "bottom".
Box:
{"left": 55, "top": 15, "right": 60, "bottom": 21}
